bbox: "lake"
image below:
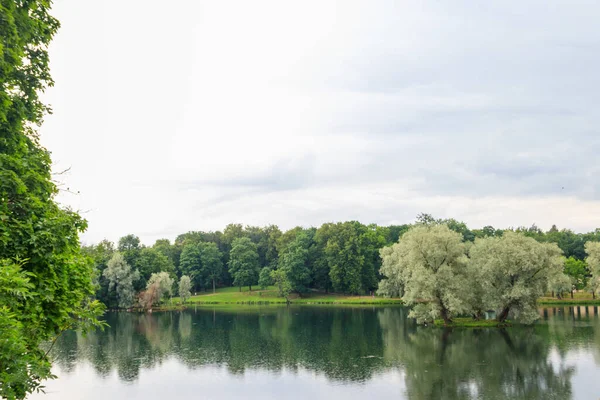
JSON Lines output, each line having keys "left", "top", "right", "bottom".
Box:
{"left": 31, "top": 306, "right": 600, "bottom": 400}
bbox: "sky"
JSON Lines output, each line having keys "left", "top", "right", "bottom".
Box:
{"left": 41, "top": 0, "right": 600, "bottom": 245}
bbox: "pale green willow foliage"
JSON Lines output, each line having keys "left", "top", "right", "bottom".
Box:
{"left": 585, "top": 242, "right": 600, "bottom": 294}
{"left": 178, "top": 275, "right": 192, "bottom": 303}
{"left": 470, "top": 232, "right": 564, "bottom": 324}
{"left": 377, "top": 243, "right": 405, "bottom": 297}
{"left": 462, "top": 242, "right": 487, "bottom": 319}
{"left": 548, "top": 273, "right": 572, "bottom": 297}
{"left": 387, "top": 224, "right": 469, "bottom": 324}
{"left": 103, "top": 253, "right": 140, "bottom": 308}
{"left": 148, "top": 272, "right": 174, "bottom": 302}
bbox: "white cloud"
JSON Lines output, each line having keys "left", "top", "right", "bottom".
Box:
{"left": 41, "top": 0, "right": 600, "bottom": 244}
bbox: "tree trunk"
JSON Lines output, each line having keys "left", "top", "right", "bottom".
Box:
{"left": 552, "top": 291, "right": 555, "bottom": 298}
{"left": 438, "top": 301, "right": 452, "bottom": 325}
{"left": 213, "top": 279, "right": 216, "bottom": 293}
{"left": 571, "top": 290, "right": 574, "bottom": 299}
{"left": 497, "top": 306, "right": 511, "bottom": 323}
{"left": 249, "top": 285, "right": 252, "bottom": 292}
{"left": 593, "top": 291, "right": 596, "bottom": 300}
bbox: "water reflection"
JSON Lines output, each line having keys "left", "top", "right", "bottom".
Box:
{"left": 46, "top": 306, "right": 600, "bottom": 400}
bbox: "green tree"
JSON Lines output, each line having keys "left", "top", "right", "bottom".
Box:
{"left": 199, "top": 242, "right": 223, "bottom": 293}
{"left": 153, "top": 239, "right": 181, "bottom": 273}
{"left": 270, "top": 269, "right": 292, "bottom": 303}
{"left": 228, "top": 237, "right": 260, "bottom": 291}
{"left": 136, "top": 247, "right": 175, "bottom": 287}
{"left": 82, "top": 239, "right": 116, "bottom": 306}
{"left": 358, "top": 224, "right": 387, "bottom": 293}
{"left": 0, "top": 2, "right": 104, "bottom": 397}
{"left": 118, "top": 234, "right": 141, "bottom": 266}
{"left": 178, "top": 275, "right": 192, "bottom": 303}
{"left": 312, "top": 223, "right": 335, "bottom": 292}
{"left": 473, "top": 225, "right": 503, "bottom": 238}
{"left": 470, "top": 232, "right": 564, "bottom": 323}
{"left": 278, "top": 230, "right": 312, "bottom": 293}
{"left": 326, "top": 223, "right": 365, "bottom": 295}
{"left": 103, "top": 253, "right": 140, "bottom": 309}
{"left": 263, "top": 224, "right": 282, "bottom": 268}
{"left": 383, "top": 224, "right": 411, "bottom": 245}
{"left": 179, "top": 243, "right": 202, "bottom": 291}
{"left": 276, "top": 226, "right": 304, "bottom": 255}
{"left": 258, "top": 267, "right": 273, "bottom": 289}
{"left": 564, "top": 257, "right": 588, "bottom": 294}
{"left": 545, "top": 228, "right": 586, "bottom": 260}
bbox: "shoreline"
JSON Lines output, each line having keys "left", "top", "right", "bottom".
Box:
{"left": 136, "top": 299, "right": 600, "bottom": 313}
{"left": 149, "top": 298, "right": 405, "bottom": 312}
{"left": 537, "top": 299, "right": 600, "bottom": 306}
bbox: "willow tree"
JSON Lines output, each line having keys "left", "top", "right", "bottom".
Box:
{"left": 179, "top": 275, "right": 192, "bottom": 303}
{"left": 383, "top": 224, "right": 468, "bottom": 324}
{"left": 147, "top": 271, "right": 174, "bottom": 303}
{"left": 586, "top": 242, "right": 600, "bottom": 297}
{"left": 0, "top": 2, "right": 103, "bottom": 398}
{"left": 470, "top": 232, "right": 564, "bottom": 323}
{"left": 377, "top": 243, "right": 405, "bottom": 298}
{"left": 103, "top": 253, "right": 139, "bottom": 309}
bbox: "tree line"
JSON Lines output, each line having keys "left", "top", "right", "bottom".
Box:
{"left": 84, "top": 214, "right": 600, "bottom": 311}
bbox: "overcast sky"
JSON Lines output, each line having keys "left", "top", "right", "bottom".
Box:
{"left": 41, "top": 0, "right": 600, "bottom": 245}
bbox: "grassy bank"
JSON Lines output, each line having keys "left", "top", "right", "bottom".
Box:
{"left": 433, "top": 318, "right": 512, "bottom": 328}
{"left": 538, "top": 291, "right": 600, "bottom": 305}
{"left": 171, "top": 286, "right": 403, "bottom": 306}
{"left": 150, "top": 288, "right": 600, "bottom": 312}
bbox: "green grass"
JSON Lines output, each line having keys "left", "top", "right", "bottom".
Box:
{"left": 433, "top": 318, "right": 511, "bottom": 328}
{"left": 538, "top": 291, "right": 600, "bottom": 305}
{"left": 173, "top": 286, "right": 403, "bottom": 306}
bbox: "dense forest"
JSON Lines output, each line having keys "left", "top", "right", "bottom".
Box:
{"left": 84, "top": 213, "right": 600, "bottom": 310}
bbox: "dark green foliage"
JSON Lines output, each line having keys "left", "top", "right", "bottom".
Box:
{"left": 473, "top": 225, "right": 504, "bottom": 238}
{"left": 258, "top": 266, "right": 273, "bottom": 289}
{"left": 199, "top": 242, "right": 223, "bottom": 292}
{"left": 358, "top": 224, "right": 387, "bottom": 292}
{"left": 82, "top": 240, "right": 116, "bottom": 307}
{"left": 278, "top": 229, "right": 313, "bottom": 293}
{"left": 117, "top": 234, "right": 141, "bottom": 272}
{"left": 564, "top": 257, "right": 588, "bottom": 290}
{"left": 0, "top": 2, "right": 103, "bottom": 397}
{"left": 416, "top": 214, "right": 475, "bottom": 241}
{"left": 326, "top": 222, "right": 365, "bottom": 294}
{"left": 136, "top": 247, "right": 175, "bottom": 287}
{"left": 153, "top": 239, "right": 181, "bottom": 271}
{"left": 179, "top": 243, "right": 202, "bottom": 290}
{"left": 228, "top": 237, "right": 260, "bottom": 291}
{"left": 382, "top": 224, "right": 410, "bottom": 245}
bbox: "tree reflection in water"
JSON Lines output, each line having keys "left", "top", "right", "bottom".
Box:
{"left": 50, "top": 306, "right": 600, "bottom": 399}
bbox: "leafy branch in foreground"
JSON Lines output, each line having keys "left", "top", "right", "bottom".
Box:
{"left": 1, "top": 1, "right": 104, "bottom": 398}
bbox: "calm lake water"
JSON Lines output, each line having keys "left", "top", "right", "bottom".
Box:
{"left": 31, "top": 306, "right": 600, "bottom": 400}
